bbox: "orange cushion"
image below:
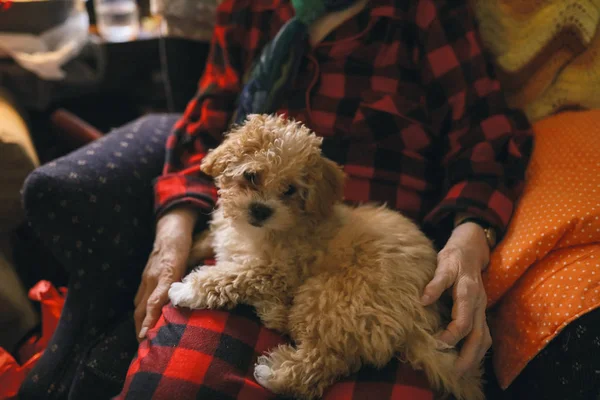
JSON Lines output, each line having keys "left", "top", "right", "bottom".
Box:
{"left": 483, "top": 110, "right": 600, "bottom": 388}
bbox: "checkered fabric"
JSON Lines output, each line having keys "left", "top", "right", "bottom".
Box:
{"left": 117, "top": 305, "right": 434, "bottom": 400}
{"left": 153, "top": 0, "right": 533, "bottom": 240}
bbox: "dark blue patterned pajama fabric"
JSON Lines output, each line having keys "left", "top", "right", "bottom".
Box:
{"left": 19, "top": 114, "right": 180, "bottom": 400}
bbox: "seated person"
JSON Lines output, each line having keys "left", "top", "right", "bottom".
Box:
{"left": 19, "top": 0, "right": 543, "bottom": 399}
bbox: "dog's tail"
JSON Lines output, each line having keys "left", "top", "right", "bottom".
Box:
{"left": 403, "top": 327, "right": 484, "bottom": 400}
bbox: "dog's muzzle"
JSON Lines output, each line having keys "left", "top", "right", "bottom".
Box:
{"left": 248, "top": 202, "right": 273, "bottom": 226}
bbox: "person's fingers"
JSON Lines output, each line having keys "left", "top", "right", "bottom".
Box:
{"left": 135, "top": 223, "right": 192, "bottom": 339}
{"left": 455, "top": 301, "right": 487, "bottom": 376}
{"left": 437, "top": 283, "right": 477, "bottom": 346}
{"left": 134, "top": 280, "right": 146, "bottom": 307}
{"left": 139, "top": 279, "right": 172, "bottom": 339}
{"left": 474, "top": 321, "right": 493, "bottom": 372}
{"left": 421, "top": 267, "right": 456, "bottom": 305}
{"left": 134, "top": 289, "right": 151, "bottom": 339}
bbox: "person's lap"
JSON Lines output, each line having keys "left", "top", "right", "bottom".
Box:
{"left": 19, "top": 113, "right": 434, "bottom": 400}
{"left": 19, "top": 113, "right": 598, "bottom": 400}
{"left": 117, "top": 304, "right": 435, "bottom": 400}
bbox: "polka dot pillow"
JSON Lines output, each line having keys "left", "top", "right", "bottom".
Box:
{"left": 484, "top": 110, "right": 600, "bottom": 306}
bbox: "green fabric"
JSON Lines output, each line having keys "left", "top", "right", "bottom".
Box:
{"left": 234, "top": 0, "right": 359, "bottom": 124}
{"left": 291, "top": 0, "right": 327, "bottom": 24}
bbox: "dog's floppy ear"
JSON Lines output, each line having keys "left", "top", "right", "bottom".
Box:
{"left": 201, "top": 129, "right": 244, "bottom": 177}
{"left": 200, "top": 141, "right": 232, "bottom": 178}
{"left": 305, "top": 156, "right": 345, "bottom": 217}
{"left": 201, "top": 115, "right": 264, "bottom": 177}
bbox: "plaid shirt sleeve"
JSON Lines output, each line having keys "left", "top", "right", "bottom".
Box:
{"left": 417, "top": 0, "right": 534, "bottom": 238}
{"left": 153, "top": 0, "right": 286, "bottom": 218}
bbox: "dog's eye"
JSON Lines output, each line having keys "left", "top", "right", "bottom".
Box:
{"left": 243, "top": 171, "right": 257, "bottom": 185}
{"left": 283, "top": 185, "right": 297, "bottom": 197}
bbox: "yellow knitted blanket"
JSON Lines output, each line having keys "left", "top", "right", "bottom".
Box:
{"left": 470, "top": 0, "right": 600, "bottom": 122}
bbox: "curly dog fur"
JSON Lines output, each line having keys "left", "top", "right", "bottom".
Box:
{"left": 168, "top": 114, "right": 483, "bottom": 400}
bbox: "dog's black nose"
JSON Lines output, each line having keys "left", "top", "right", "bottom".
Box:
{"left": 249, "top": 202, "right": 273, "bottom": 224}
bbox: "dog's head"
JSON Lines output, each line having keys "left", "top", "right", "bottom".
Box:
{"left": 201, "top": 114, "right": 345, "bottom": 232}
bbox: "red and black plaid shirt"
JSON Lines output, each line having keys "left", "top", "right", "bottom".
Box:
{"left": 153, "top": 0, "right": 533, "bottom": 240}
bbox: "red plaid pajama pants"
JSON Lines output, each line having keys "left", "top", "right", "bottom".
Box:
{"left": 117, "top": 304, "right": 434, "bottom": 400}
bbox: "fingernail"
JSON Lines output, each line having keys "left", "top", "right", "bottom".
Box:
{"left": 139, "top": 327, "right": 148, "bottom": 339}
{"left": 421, "top": 295, "right": 430, "bottom": 305}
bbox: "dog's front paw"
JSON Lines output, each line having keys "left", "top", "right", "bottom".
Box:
{"left": 254, "top": 356, "right": 275, "bottom": 391}
{"left": 169, "top": 282, "right": 199, "bottom": 309}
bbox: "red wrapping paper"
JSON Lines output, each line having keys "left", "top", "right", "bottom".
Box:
{"left": 0, "top": 280, "right": 66, "bottom": 399}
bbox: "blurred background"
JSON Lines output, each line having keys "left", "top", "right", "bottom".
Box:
{"left": 0, "top": 0, "right": 216, "bottom": 363}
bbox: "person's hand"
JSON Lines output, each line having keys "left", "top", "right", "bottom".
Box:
{"left": 134, "top": 206, "right": 198, "bottom": 340}
{"left": 421, "top": 221, "right": 492, "bottom": 376}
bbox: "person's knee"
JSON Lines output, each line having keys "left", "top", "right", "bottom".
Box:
{"left": 21, "top": 163, "right": 86, "bottom": 232}
{"left": 134, "top": 113, "right": 174, "bottom": 125}
{"left": 121, "top": 113, "right": 179, "bottom": 137}
{"left": 21, "top": 168, "right": 60, "bottom": 224}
